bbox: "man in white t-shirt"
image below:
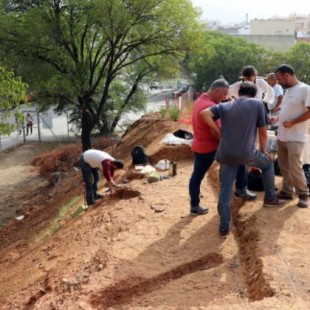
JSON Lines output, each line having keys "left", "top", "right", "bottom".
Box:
{"left": 274, "top": 64, "right": 310, "bottom": 208}
{"left": 80, "top": 149, "right": 124, "bottom": 205}
{"left": 229, "top": 65, "right": 275, "bottom": 109}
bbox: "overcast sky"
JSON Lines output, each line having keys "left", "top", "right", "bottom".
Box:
{"left": 191, "top": 0, "right": 310, "bottom": 24}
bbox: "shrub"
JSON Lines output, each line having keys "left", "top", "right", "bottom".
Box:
{"left": 168, "top": 106, "right": 181, "bottom": 122}
{"left": 31, "top": 143, "right": 82, "bottom": 176}
{"left": 159, "top": 107, "right": 167, "bottom": 119}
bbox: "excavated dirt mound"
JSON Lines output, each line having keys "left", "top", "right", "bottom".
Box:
{"left": 1, "top": 113, "right": 310, "bottom": 309}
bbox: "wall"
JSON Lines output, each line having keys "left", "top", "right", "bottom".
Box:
{"left": 250, "top": 19, "right": 295, "bottom": 35}
{"left": 235, "top": 34, "right": 295, "bottom": 51}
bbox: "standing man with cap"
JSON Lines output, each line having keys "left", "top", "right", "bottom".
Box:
{"left": 80, "top": 149, "right": 124, "bottom": 205}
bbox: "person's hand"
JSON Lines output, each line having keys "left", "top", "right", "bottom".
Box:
{"left": 108, "top": 181, "right": 116, "bottom": 192}
{"left": 269, "top": 116, "right": 278, "bottom": 125}
{"left": 210, "top": 127, "right": 221, "bottom": 140}
{"left": 116, "top": 183, "right": 126, "bottom": 188}
{"left": 108, "top": 182, "right": 125, "bottom": 191}
{"left": 282, "top": 120, "right": 294, "bottom": 128}
{"left": 113, "top": 183, "right": 126, "bottom": 189}
{"left": 261, "top": 151, "right": 273, "bottom": 161}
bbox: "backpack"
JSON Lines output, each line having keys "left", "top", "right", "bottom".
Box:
{"left": 131, "top": 145, "right": 150, "bottom": 166}
{"left": 173, "top": 129, "right": 193, "bottom": 140}
{"left": 273, "top": 157, "right": 281, "bottom": 176}
{"left": 247, "top": 168, "right": 264, "bottom": 192}
{"left": 303, "top": 164, "right": 310, "bottom": 189}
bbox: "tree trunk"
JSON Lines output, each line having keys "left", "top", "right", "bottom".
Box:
{"left": 110, "top": 114, "right": 121, "bottom": 134}
{"left": 98, "top": 117, "right": 112, "bottom": 135}
{"left": 81, "top": 109, "right": 95, "bottom": 151}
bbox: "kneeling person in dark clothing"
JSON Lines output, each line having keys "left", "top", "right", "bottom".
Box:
{"left": 80, "top": 149, "right": 124, "bottom": 205}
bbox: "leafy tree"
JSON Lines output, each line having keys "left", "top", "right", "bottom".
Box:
{"left": 0, "top": 67, "right": 27, "bottom": 135}
{"left": 259, "top": 50, "right": 288, "bottom": 76}
{"left": 286, "top": 42, "right": 310, "bottom": 84}
{"left": 189, "top": 31, "right": 271, "bottom": 90}
{"left": 0, "top": 0, "right": 203, "bottom": 150}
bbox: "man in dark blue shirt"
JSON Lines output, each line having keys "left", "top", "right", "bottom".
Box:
{"left": 202, "top": 82, "right": 285, "bottom": 238}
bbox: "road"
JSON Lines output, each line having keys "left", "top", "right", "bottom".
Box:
{"left": 118, "top": 88, "right": 174, "bottom": 129}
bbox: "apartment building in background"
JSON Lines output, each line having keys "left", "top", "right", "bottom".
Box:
{"left": 206, "top": 14, "right": 310, "bottom": 51}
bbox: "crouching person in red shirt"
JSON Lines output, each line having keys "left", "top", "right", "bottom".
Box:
{"left": 80, "top": 149, "right": 124, "bottom": 205}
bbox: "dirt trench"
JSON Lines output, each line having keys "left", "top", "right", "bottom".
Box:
{"left": 208, "top": 167, "right": 276, "bottom": 302}
{"left": 88, "top": 147, "right": 276, "bottom": 308}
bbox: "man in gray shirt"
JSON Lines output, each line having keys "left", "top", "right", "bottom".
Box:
{"left": 202, "top": 81, "right": 285, "bottom": 238}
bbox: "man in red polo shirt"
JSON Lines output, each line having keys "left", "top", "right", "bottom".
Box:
{"left": 189, "top": 78, "right": 256, "bottom": 216}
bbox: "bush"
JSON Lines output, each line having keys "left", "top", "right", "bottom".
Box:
{"left": 31, "top": 144, "right": 82, "bottom": 176}
{"left": 168, "top": 106, "right": 181, "bottom": 122}
{"left": 159, "top": 107, "right": 167, "bottom": 119}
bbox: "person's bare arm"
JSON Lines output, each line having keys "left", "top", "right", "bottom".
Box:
{"left": 200, "top": 109, "right": 221, "bottom": 140}
{"left": 258, "top": 126, "right": 267, "bottom": 154}
{"left": 283, "top": 107, "right": 310, "bottom": 128}
{"left": 271, "top": 95, "right": 283, "bottom": 112}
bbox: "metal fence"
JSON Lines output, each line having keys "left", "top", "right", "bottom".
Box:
{"left": 0, "top": 107, "right": 78, "bottom": 154}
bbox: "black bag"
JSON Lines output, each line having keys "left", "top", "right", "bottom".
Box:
{"left": 303, "top": 164, "right": 310, "bottom": 189}
{"left": 173, "top": 129, "right": 193, "bottom": 140}
{"left": 274, "top": 157, "right": 281, "bottom": 176}
{"left": 247, "top": 169, "right": 264, "bottom": 192}
{"left": 131, "top": 145, "right": 150, "bottom": 166}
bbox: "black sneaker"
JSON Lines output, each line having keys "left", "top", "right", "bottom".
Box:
{"left": 219, "top": 229, "right": 231, "bottom": 239}
{"left": 190, "top": 206, "right": 209, "bottom": 216}
{"left": 95, "top": 193, "right": 104, "bottom": 200}
{"left": 234, "top": 189, "right": 257, "bottom": 200}
{"left": 88, "top": 200, "right": 96, "bottom": 205}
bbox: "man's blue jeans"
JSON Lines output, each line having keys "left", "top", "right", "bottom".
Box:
{"left": 80, "top": 155, "right": 100, "bottom": 204}
{"left": 218, "top": 151, "right": 276, "bottom": 232}
{"left": 235, "top": 165, "right": 248, "bottom": 195}
{"left": 189, "top": 151, "right": 216, "bottom": 208}
{"left": 189, "top": 152, "right": 250, "bottom": 209}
